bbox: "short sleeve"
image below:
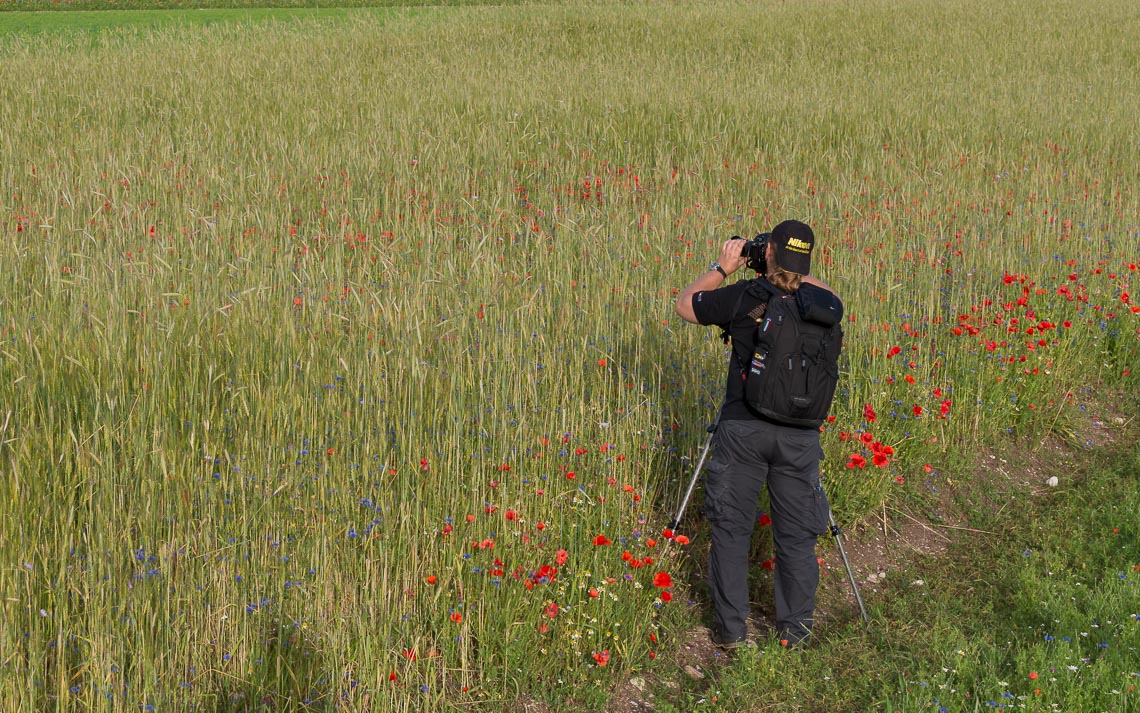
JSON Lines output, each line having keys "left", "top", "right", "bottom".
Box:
{"left": 691, "top": 281, "right": 752, "bottom": 327}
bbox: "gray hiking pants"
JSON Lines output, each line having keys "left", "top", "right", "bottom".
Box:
{"left": 703, "top": 418, "right": 829, "bottom": 643}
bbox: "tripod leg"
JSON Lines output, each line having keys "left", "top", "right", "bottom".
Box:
{"left": 828, "top": 509, "right": 870, "bottom": 628}
{"left": 668, "top": 430, "right": 715, "bottom": 531}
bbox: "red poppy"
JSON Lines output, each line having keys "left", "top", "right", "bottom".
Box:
{"left": 544, "top": 602, "right": 559, "bottom": 618}
{"left": 674, "top": 535, "right": 690, "bottom": 545}
{"left": 660, "top": 590, "right": 673, "bottom": 602}
{"left": 758, "top": 513, "right": 772, "bottom": 527}
{"left": 592, "top": 650, "right": 610, "bottom": 666}
{"left": 593, "top": 534, "right": 612, "bottom": 546}
{"left": 653, "top": 572, "right": 672, "bottom": 587}
{"left": 531, "top": 565, "right": 557, "bottom": 584}
{"left": 450, "top": 612, "right": 463, "bottom": 623}
{"left": 425, "top": 575, "right": 437, "bottom": 584}
{"left": 555, "top": 549, "right": 568, "bottom": 565}
{"left": 846, "top": 454, "right": 867, "bottom": 469}
{"left": 863, "top": 404, "right": 877, "bottom": 422}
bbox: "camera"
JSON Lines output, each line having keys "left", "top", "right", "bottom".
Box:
{"left": 733, "top": 233, "right": 770, "bottom": 274}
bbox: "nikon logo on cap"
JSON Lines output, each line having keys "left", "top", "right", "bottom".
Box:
{"left": 786, "top": 237, "right": 811, "bottom": 253}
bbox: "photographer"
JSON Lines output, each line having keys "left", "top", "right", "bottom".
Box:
{"left": 674, "top": 220, "right": 839, "bottom": 650}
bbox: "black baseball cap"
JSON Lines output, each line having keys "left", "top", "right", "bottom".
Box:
{"left": 771, "top": 220, "right": 815, "bottom": 275}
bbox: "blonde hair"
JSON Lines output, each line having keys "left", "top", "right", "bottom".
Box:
{"left": 767, "top": 250, "right": 803, "bottom": 292}
{"left": 768, "top": 269, "right": 802, "bottom": 292}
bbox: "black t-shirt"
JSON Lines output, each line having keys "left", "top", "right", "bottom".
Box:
{"left": 692, "top": 278, "right": 802, "bottom": 424}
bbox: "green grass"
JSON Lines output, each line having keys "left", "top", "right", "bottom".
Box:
{"left": 0, "top": 7, "right": 383, "bottom": 35}
{"left": 0, "top": 0, "right": 507, "bottom": 11}
{"left": 0, "top": 1, "right": 1137, "bottom": 710}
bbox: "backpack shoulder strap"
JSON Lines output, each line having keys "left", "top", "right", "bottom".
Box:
{"left": 749, "top": 276, "right": 784, "bottom": 298}
{"left": 714, "top": 278, "right": 761, "bottom": 343}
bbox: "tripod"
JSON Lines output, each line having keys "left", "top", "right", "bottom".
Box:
{"left": 667, "top": 424, "right": 871, "bottom": 628}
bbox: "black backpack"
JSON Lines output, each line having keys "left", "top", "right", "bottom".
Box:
{"left": 737, "top": 278, "right": 844, "bottom": 428}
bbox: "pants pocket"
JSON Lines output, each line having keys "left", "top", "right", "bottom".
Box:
{"left": 810, "top": 478, "right": 830, "bottom": 536}
{"left": 702, "top": 458, "right": 730, "bottom": 524}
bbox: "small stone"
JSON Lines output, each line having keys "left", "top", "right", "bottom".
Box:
{"left": 1045, "top": 476, "right": 1059, "bottom": 487}
{"left": 630, "top": 677, "right": 646, "bottom": 691}
{"left": 683, "top": 665, "right": 705, "bottom": 680}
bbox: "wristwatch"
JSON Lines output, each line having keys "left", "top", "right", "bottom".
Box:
{"left": 709, "top": 262, "right": 728, "bottom": 278}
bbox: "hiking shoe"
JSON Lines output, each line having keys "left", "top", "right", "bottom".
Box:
{"left": 776, "top": 627, "right": 812, "bottom": 650}
{"left": 711, "top": 631, "right": 755, "bottom": 651}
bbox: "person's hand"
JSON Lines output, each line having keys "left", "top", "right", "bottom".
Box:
{"left": 717, "top": 239, "right": 748, "bottom": 275}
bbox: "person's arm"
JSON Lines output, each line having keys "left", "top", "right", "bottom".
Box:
{"left": 675, "top": 239, "right": 748, "bottom": 324}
